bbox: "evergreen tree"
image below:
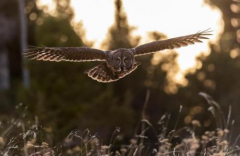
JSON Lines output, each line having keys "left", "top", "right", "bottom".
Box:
{"left": 103, "top": 0, "right": 139, "bottom": 50}
{"left": 173, "top": 0, "right": 240, "bottom": 136}
{"left": 103, "top": 0, "right": 180, "bottom": 136}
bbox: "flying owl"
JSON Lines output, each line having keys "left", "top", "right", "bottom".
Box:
{"left": 24, "top": 30, "right": 211, "bottom": 83}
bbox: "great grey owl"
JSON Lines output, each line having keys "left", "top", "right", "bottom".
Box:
{"left": 24, "top": 30, "right": 211, "bottom": 82}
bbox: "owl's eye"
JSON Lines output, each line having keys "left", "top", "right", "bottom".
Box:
{"left": 124, "top": 59, "right": 129, "bottom": 63}
{"left": 117, "top": 58, "right": 121, "bottom": 63}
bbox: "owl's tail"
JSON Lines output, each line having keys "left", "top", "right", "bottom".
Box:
{"left": 84, "top": 63, "right": 119, "bottom": 83}
{"left": 84, "top": 62, "right": 141, "bottom": 83}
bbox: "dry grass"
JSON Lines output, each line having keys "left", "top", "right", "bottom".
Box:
{"left": 0, "top": 93, "right": 240, "bottom": 156}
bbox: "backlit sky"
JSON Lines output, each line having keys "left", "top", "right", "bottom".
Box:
{"left": 38, "top": 0, "right": 223, "bottom": 83}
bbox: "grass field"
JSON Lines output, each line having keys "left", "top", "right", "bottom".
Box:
{"left": 0, "top": 93, "right": 239, "bottom": 156}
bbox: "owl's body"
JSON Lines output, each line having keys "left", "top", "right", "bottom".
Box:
{"left": 85, "top": 48, "right": 139, "bottom": 82}
{"left": 24, "top": 30, "right": 212, "bottom": 82}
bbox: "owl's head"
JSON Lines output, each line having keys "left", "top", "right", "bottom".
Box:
{"left": 108, "top": 49, "right": 134, "bottom": 73}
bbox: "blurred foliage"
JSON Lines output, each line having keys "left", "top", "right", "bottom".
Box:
{"left": 0, "top": 0, "right": 240, "bottom": 147}
{"left": 175, "top": 0, "right": 240, "bottom": 137}
{"left": 102, "top": 0, "right": 140, "bottom": 50}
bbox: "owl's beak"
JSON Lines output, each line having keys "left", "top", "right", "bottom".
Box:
{"left": 121, "top": 67, "right": 127, "bottom": 72}
{"left": 116, "top": 68, "right": 121, "bottom": 73}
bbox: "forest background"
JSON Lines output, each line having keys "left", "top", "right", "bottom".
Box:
{"left": 0, "top": 0, "right": 239, "bottom": 147}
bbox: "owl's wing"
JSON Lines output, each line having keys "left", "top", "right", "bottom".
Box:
{"left": 85, "top": 62, "right": 141, "bottom": 83}
{"left": 24, "top": 47, "right": 107, "bottom": 62}
{"left": 132, "top": 29, "right": 212, "bottom": 56}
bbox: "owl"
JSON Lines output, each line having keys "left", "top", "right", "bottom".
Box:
{"left": 24, "top": 30, "right": 211, "bottom": 82}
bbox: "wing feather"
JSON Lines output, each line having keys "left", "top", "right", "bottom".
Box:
{"left": 133, "top": 29, "right": 212, "bottom": 56}
{"left": 24, "top": 47, "right": 107, "bottom": 62}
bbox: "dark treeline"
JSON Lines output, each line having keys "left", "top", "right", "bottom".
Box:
{"left": 0, "top": 0, "right": 239, "bottom": 145}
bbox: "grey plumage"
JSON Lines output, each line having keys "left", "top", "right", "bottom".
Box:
{"left": 24, "top": 29, "right": 211, "bottom": 82}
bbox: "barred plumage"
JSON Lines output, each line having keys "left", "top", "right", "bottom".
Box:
{"left": 24, "top": 30, "right": 211, "bottom": 83}
{"left": 133, "top": 29, "right": 212, "bottom": 56}
{"left": 24, "top": 47, "right": 106, "bottom": 62}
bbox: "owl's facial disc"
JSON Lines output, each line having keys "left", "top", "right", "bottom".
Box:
{"left": 110, "top": 49, "right": 134, "bottom": 74}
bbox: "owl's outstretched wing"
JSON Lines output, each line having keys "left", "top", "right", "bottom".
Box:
{"left": 132, "top": 29, "right": 212, "bottom": 56}
{"left": 24, "top": 47, "right": 107, "bottom": 62}
{"left": 85, "top": 62, "right": 141, "bottom": 83}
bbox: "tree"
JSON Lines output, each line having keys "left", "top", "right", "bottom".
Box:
{"left": 0, "top": 0, "right": 27, "bottom": 88}
{"left": 103, "top": 0, "right": 181, "bottom": 137}
{"left": 172, "top": 0, "right": 240, "bottom": 136}
{"left": 103, "top": 0, "right": 139, "bottom": 50}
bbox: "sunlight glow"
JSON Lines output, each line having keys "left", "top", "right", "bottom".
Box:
{"left": 38, "top": 0, "right": 223, "bottom": 84}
